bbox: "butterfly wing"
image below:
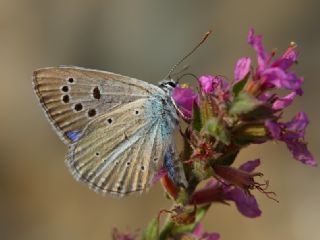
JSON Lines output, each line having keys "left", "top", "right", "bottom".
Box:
{"left": 33, "top": 66, "right": 160, "bottom": 144}
{"left": 164, "top": 142, "right": 188, "bottom": 188}
{"left": 66, "top": 96, "right": 179, "bottom": 196}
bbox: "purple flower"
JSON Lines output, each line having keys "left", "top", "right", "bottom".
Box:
{"left": 234, "top": 57, "right": 252, "bottom": 81}
{"left": 265, "top": 112, "right": 317, "bottom": 166}
{"left": 247, "top": 28, "right": 269, "bottom": 71}
{"left": 198, "top": 75, "right": 230, "bottom": 101}
{"left": 260, "top": 68, "right": 302, "bottom": 91}
{"left": 190, "top": 178, "right": 229, "bottom": 205}
{"left": 199, "top": 75, "right": 216, "bottom": 93}
{"left": 272, "top": 92, "right": 297, "bottom": 110}
{"left": 239, "top": 158, "right": 261, "bottom": 172}
{"left": 192, "top": 223, "right": 220, "bottom": 240}
{"left": 258, "top": 91, "right": 298, "bottom": 111}
{"left": 247, "top": 28, "right": 303, "bottom": 93}
{"left": 225, "top": 187, "right": 261, "bottom": 218}
{"left": 272, "top": 44, "right": 299, "bottom": 71}
{"left": 172, "top": 86, "right": 198, "bottom": 119}
{"left": 213, "top": 160, "right": 263, "bottom": 192}
{"left": 190, "top": 159, "right": 263, "bottom": 218}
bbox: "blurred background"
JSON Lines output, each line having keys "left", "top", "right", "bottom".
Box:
{"left": 0, "top": 0, "right": 319, "bottom": 239}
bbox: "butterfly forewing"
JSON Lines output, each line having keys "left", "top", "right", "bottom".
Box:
{"left": 33, "top": 66, "right": 160, "bottom": 144}
{"left": 67, "top": 97, "right": 176, "bottom": 196}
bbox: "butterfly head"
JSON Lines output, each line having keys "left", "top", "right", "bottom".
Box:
{"left": 158, "top": 79, "right": 177, "bottom": 94}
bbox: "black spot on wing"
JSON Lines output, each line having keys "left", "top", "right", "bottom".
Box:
{"left": 88, "top": 109, "right": 96, "bottom": 117}
{"left": 62, "top": 95, "right": 69, "bottom": 103}
{"left": 74, "top": 103, "right": 83, "bottom": 111}
{"left": 93, "top": 86, "right": 101, "bottom": 100}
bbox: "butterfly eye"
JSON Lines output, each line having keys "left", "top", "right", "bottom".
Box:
{"left": 167, "top": 81, "right": 176, "bottom": 87}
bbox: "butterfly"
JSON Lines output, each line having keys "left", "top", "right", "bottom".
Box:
{"left": 33, "top": 66, "right": 187, "bottom": 196}
{"left": 33, "top": 31, "right": 211, "bottom": 197}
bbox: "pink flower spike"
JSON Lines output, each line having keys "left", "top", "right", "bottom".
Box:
{"left": 234, "top": 57, "right": 251, "bottom": 81}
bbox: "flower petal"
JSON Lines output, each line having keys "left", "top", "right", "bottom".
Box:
{"left": 192, "top": 223, "right": 204, "bottom": 237}
{"left": 272, "top": 45, "right": 298, "bottom": 70}
{"left": 247, "top": 28, "right": 269, "bottom": 71}
{"left": 261, "top": 67, "right": 303, "bottom": 91}
{"left": 226, "top": 188, "right": 262, "bottom": 218}
{"left": 265, "top": 120, "right": 281, "bottom": 139}
{"left": 239, "top": 159, "right": 261, "bottom": 173}
{"left": 202, "top": 232, "right": 221, "bottom": 240}
{"left": 284, "top": 112, "right": 309, "bottom": 136}
{"left": 272, "top": 92, "right": 297, "bottom": 110}
{"left": 234, "top": 57, "right": 251, "bottom": 81}
{"left": 199, "top": 75, "right": 215, "bottom": 93}
{"left": 190, "top": 179, "right": 228, "bottom": 204}
{"left": 286, "top": 140, "right": 317, "bottom": 166}
{"left": 198, "top": 75, "right": 229, "bottom": 95}
{"left": 192, "top": 224, "right": 220, "bottom": 240}
{"left": 258, "top": 92, "right": 273, "bottom": 102}
{"left": 266, "top": 112, "right": 316, "bottom": 166}
{"left": 172, "top": 86, "right": 198, "bottom": 118}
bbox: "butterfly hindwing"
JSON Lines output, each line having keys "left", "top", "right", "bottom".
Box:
{"left": 33, "top": 66, "right": 160, "bottom": 144}
{"left": 66, "top": 96, "right": 178, "bottom": 196}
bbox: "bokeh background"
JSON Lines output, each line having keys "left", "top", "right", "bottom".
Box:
{"left": 1, "top": 0, "right": 319, "bottom": 239}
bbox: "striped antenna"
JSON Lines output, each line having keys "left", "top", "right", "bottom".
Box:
{"left": 165, "top": 30, "right": 212, "bottom": 79}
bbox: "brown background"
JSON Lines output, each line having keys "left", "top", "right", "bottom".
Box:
{"left": 0, "top": 0, "right": 319, "bottom": 239}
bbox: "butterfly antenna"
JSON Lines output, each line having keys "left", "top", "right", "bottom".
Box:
{"left": 165, "top": 30, "right": 212, "bottom": 79}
